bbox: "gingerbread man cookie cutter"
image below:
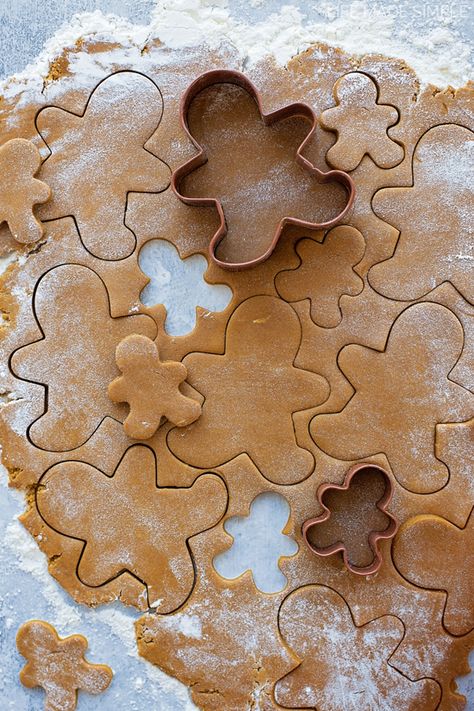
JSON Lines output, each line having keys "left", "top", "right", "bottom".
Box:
{"left": 302, "top": 463, "right": 398, "bottom": 576}
{"left": 172, "top": 69, "right": 356, "bottom": 271}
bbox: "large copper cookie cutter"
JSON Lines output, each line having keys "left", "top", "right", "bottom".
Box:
{"left": 302, "top": 463, "right": 398, "bottom": 576}
{"left": 172, "top": 69, "right": 356, "bottom": 271}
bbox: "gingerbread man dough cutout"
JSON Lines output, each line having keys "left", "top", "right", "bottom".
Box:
{"left": 311, "top": 303, "right": 473, "bottom": 493}
{"left": 17, "top": 620, "right": 112, "bottom": 711}
{"left": 36, "top": 445, "right": 228, "bottom": 610}
{"left": 393, "top": 508, "right": 474, "bottom": 636}
{"left": 11, "top": 264, "right": 155, "bottom": 451}
{"left": 0, "top": 138, "right": 50, "bottom": 243}
{"left": 320, "top": 72, "right": 404, "bottom": 171}
{"left": 370, "top": 124, "right": 474, "bottom": 304}
{"left": 275, "top": 585, "right": 440, "bottom": 710}
{"left": 168, "top": 295, "right": 329, "bottom": 485}
{"left": 109, "top": 334, "right": 201, "bottom": 440}
{"left": 36, "top": 71, "right": 170, "bottom": 260}
{"left": 275, "top": 225, "right": 365, "bottom": 328}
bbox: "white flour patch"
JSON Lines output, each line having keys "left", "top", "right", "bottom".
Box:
{"left": 0, "top": 0, "right": 471, "bottom": 108}
{"left": 157, "top": 613, "right": 203, "bottom": 639}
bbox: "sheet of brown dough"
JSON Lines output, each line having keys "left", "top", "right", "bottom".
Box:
{"left": 0, "top": 38, "right": 472, "bottom": 711}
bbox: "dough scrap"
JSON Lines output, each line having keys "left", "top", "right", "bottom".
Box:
{"left": 16, "top": 620, "right": 112, "bottom": 711}
{"left": 109, "top": 334, "right": 201, "bottom": 440}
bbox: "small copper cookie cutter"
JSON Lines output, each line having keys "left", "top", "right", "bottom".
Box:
{"left": 172, "top": 69, "right": 356, "bottom": 271}
{"left": 302, "top": 463, "right": 398, "bottom": 576}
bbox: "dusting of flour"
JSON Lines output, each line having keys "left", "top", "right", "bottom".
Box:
{"left": 0, "top": 1, "right": 473, "bottom": 709}
{"left": 0, "top": 463, "right": 197, "bottom": 709}
{"left": 0, "top": 0, "right": 471, "bottom": 107}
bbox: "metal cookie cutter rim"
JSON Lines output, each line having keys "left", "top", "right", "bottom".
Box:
{"left": 172, "top": 69, "right": 356, "bottom": 271}
{"left": 302, "top": 462, "right": 398, "bottom": 576}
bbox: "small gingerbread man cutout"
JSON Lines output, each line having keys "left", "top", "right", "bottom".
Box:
{"left": 0, "top": 138, "right": 50, "bottom": 243}
{"left": 109, "top": 334, "right": 202, "bottom": 440}
{"left": 17, "top": 620, "right": 112, "bottom": 711}
{"left": 321, "top": 72, "right": 404, "bottom": 171}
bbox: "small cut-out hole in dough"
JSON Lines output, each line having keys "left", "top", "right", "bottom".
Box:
{"left": 213, "top": 491, "right": 298, "bottom": 593}
{"left": 139, "top": 239, "right": 232, "bottom": 336}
